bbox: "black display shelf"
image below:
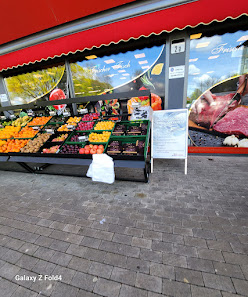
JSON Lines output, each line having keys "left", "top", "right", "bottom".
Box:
{"left": 0, "top": 91, "right": 151, "bottom": 182}
{"left": 0, "top": 156, "right": 9, "bottom": 162}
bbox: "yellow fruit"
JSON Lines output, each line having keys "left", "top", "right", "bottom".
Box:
{"left": 94, "top": 121, "right": 114, "bottom": 130}
{"left": 151, "top": 63, "right": 164, "bottom": 75}
{"left": 89, "top": 131, "right": 111, "bottom": 142}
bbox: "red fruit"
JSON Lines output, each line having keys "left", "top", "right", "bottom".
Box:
{"left": 98, "top": 145, "right": 104, "bottom": 150}
{"left": 97, "top": 148, "right": 103, "bottom": 154}
{"left": 49, "top": 88, "right": 66, "bottom": 110}
{"left": 90, "top": 149, "right": 97, "bottom": 154}
{"left": 93, "top": 145, "right": 98, "bottom": 150}
{"left": 85, "top": 149, "right": 90, "bottom": 154}
{"left": 84, "top": 145, "right": 90, "bottom": 150}
{"left": 79, "top": 148, "right": 85, "bottom": 154}
{"left": 138, "top": 86, "right": 149, "bottom": 102}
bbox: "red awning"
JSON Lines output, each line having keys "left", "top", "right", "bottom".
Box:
{"left": 0, "top": 0, "right": 247, "bottom": 72}
{"left": 0, "top": 0, "right": 137, "bottom": 45}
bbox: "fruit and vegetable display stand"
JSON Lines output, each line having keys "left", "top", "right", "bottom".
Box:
{"left": 0, "top": 91, "right": 151, "bottom": 182}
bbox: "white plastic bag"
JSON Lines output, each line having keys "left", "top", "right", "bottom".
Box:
{"left": 86, "top": 154, "right": 115, "bottom": 184}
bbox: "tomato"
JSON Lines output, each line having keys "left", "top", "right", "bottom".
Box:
{"left": 90, "top": 149, "right": 97, "bottom": 154}
{"left": 93, "top": 145, "right": 98, "bottom": 150}
{"left": 97, "top": 148, "right": 103, "bottom": 154}
{"left": 84, "top": 145, "right": 90, "bottom": 150}
{"left": 89, "top": 144, "right": 93, "bottom": 148}
{"left": 79, "top": 148, "right": 85, "bottom": 154}
{"left": 85, "top": 149, "right": 90, "bottom": 154}
{"left": 98, "top": 145, "right": 104, "bottom": 150}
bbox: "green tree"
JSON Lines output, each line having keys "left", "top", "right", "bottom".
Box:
{"left": 190, "top": 88, "right": 202, "bottom": 102}
{"left": 70, "top": 63, "right": 113, "bottom": 96}
{"left": 5, "top": 66, "right": 65, "bottom": 105}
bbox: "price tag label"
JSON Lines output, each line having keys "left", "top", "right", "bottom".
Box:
{"left": 78, "top": 136, "right": 88, "bottom": 142}
{"left": 132, "top": 102, "right": 141, "bottom": 108}
{"left": 78, "top": 108, "right": 88, "bottom": 114}
{"left": 27, "top": 109, "right": 35, "bottom": 116}
{"left": 0, "top": 94, "right": 8, "bottom": 103}
{"left": 66, "top": 125, "right": 75, "bottom": 129}
{"left": 0, "top": 116, "right": 6, "bottom": 120}
{"left": 10, "top": 114, "right": 16, "bottom": 119}
{"left": 46, "top": 129, "right": 54, "bottom": 134}
{"left": 32, "top": 126, "right": 40, "bottom": 130}
{"left": 63, "top": 111, "right": 70, "bottom": 117}
{"left": 49, "top": 111, "right": 56, "bottom": 116}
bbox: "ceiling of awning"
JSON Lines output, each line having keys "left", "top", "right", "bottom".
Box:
{"left": 0, "top": 0, "right": 247, "bottom": 72}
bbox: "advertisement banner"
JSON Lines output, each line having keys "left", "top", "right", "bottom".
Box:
{"left": 187, "top": 30, "right": 248, "bottom": 152}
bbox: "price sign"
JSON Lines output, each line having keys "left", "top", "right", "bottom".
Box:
{"left": 32, "top": 126, "right": 40, "bottom": 130}
{"left": 78, "top": 108, "right": 88, "bottom": 114}
{"left": 78, "top": 136, "right": 88, "bottom": 142}
{"left": 10, "top": 114, "right": 16, "bottom": 119}
{"left": 0, "top": 116, "right": 6, "bottom": 120}
{"left": 49, "top": 111, "right": 56, "bottom": 116}
{"left": 0, "top": 94, "right": 8, "bottom": 103}
{"left": 27, "top": 109, "right": 35, "bottom": 116}
{"left": 132, "top": 102, "right": 141, "bottom": 108}
{"left": 66, "top": 125, "right": 75, "bottom": 129}
{"left": 63, "top": 111, "right": 70, "bottom": 117}
{"left": 46, "top": 129, "right": 54, "bottom": 134}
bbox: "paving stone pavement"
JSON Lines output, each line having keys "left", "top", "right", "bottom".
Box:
{"left": 0, "top": 155, "right": 247, "bottom": 297}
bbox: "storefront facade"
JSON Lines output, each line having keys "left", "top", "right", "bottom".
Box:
{"left": 0, "top": 0, "right": 247, "bottom": 154}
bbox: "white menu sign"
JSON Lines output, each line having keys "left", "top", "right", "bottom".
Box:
{"left": 151, "top": 109, "right": 188, "bottom": 174}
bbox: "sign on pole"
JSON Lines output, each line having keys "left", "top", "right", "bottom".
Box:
{"left": 151, "top": 109, "right": 188, "bottom": 174}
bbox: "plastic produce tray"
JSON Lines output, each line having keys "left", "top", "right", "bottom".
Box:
{"left": 106, "top": 136, "right": 148, "bottom": 160}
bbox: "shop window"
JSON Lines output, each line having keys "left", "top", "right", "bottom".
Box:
{"left": 187, "top": 30, "right": 248, "bottom": 150}
{"left": 4, "top": 64, "right": 67, "bottom": 106}
{"left": 70, "top": 45, "right": 166, "bottom": 111}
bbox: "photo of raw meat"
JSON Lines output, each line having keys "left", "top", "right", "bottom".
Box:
{"left": 213, "top": 107, "right": 248, "bottom": 136}
{"left": 188, "top": 74, "right": 248, "bottom": 147}
{"left": 189, "top": 91, "right": 238, "bottom": 129}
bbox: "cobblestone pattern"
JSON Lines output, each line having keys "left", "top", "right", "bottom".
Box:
{"left": 0, "top": 156, "right": 247, "bottom": 296}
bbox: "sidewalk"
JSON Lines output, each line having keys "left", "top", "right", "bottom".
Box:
{"left": 0, "top": 155, "right": 247, "bottom": 297}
